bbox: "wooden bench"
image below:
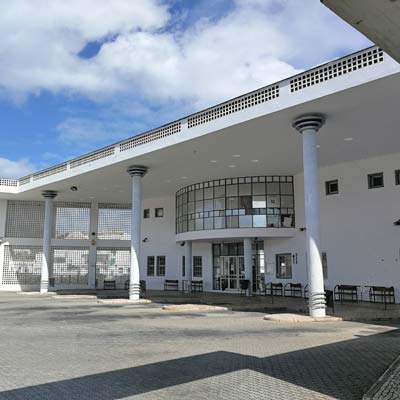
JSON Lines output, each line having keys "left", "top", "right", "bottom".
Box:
{"left": 334, "top": 284, "right": 358, "bottom": 302}
{"left": 104, "top": 280, "right": 116, "bottom": 290}
{"left": 191, "top": 280, "right": 203, "bottom": 292}
{"left": 284, "top": 283, "right": 302, "bottom": 297}
{"left": 164, "top": 279, "right": 179, "bottom": 291}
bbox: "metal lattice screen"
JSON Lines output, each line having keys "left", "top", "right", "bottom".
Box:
{"left": 54, "top": 202, "right": 91, "bottom": 239}
{"left": 98, "top": 204, "right": 131, "bottom": 240}
{"left": 2, "top": 245, "right": 42, "bottom": 285}
{"left": 96, "top": 248, "right": 130, "bottom": 288}
{"left": 5, "top": 200, "right": 45, "bottom": 238}
{"left": 50, "top": 247, "right": 89, "bottom": 285}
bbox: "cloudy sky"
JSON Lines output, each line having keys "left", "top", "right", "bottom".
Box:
{"left": 0, "top": 0, "right": 370, "bottom": 178}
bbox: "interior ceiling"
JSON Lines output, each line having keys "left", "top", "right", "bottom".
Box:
{"left": 10, "top": 71, "right": 400, "bottom": 203}
{"left": 322, "top": 0, "right": 400, "bottom": 63}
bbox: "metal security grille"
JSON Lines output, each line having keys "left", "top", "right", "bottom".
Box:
{"left": 50, "top": 247, "right": 89, "bottom": 285}
{"left": 98, "top": 203, "right": 131, "bottom": 240}
{"left": 2, "top": 245, "right": 42, "bottom": 285}
{"left": 5, "top": 200, "right": 45, "bottom": 238}
{"left": 54, "top": 202, "right": 91, "bottom": 239}
{"left": 96, "top": 248, "right": 130, "bottom": 288}
{"left": 290, "top": 48, "right": 384, "bottom": 92}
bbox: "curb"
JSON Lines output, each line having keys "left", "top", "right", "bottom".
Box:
{"left": 363, "top": 355, "right": 400, "bottom": 400}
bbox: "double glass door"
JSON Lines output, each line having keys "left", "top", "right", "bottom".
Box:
{"left": 220, "top": 256, "right": 244, "bottom": 290}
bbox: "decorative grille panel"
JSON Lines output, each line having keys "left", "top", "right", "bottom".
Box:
{"left": 0, "top": 178, "right": 18, "bottom": 187}
{"left": 32, "top": 163, "right": 68, "bottom": 181}
{"left": 96, "top": 248, "right": 130, "bottom": 288}
{"left": 290, "top": 48, "right": 384, "bottom": 92}
{"left": 6, "top": 200, "right": 45, "bottom": 238}
{"left": 50, "top": 247, "right": 89, "bottom": 285}
{"left": 2, "top": 245, "right": 42, "bottom": 285}
{"left": 187, "top": 86, "right": 279, "bottom": 128}
{"left": 98, "top": 203, "right": 131, "bottom": 240}
{"left": 70, "top": 146, "right": 115, "bottom": 169}
{"left": 19, "top": 177, "right": 31, "bottom": 186}
{"left": 54, "top": 202, "right": 91, "bottom": 239}
{"left": 120, "top": 122, "right": 181, "bottom": 152}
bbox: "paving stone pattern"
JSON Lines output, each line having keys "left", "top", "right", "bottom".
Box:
{"left": 0, "top": 292, "right": 399, "bottom": 400}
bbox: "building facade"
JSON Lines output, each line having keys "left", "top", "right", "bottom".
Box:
{"left": 1, "top": 46, "right": 400, "bottom": 314}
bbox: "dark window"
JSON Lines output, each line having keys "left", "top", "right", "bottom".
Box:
{"left": 147, "top": 256, "right": 155, "bottom": 276}
{"left": 276, "top": 253, "right": 292, "bottom": 279}
{"left": 322, "top": 252, "right": 328, "bottom": 279}
{"left": 143, "top": 209, "right": 150, "bottom": 219}
{"left": 395, "top": 170, "right": 400, "bottom": 186}
{"left": 368, "top": 172, "right": 384, "bottom": 189}
{"left": 325, "top": 180, "right": 339, "bottom": 195}
{"left": 182, "top": 255, "right": 185, "bottom": 277}
{"left": 155, "top": 208, "right": 164, "bottom": 218}
{"left": 156, "top": 256, "right": 166, "bottom": 276}
{"left": 193, "top": 256, "right": 202, "bottom": 277}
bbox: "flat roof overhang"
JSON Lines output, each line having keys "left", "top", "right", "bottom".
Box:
{"left": 322, "top": 0, "right": 400, "bottom": 63}
{"left": 1, "top": 48, "right": 400, "bottom": 203}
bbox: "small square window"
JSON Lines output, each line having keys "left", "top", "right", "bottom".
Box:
{"left": 193, "top": 256, "right": 202, "bottom": 277}
{"left": 156, "top": 256, "right": 166, "bottom": 276}
{"left": 147, "top": 256, "right": 155, "bottom": 276}
{"left": 395, "top": 170, "right": 400, "bottom": 186}
{"left": 368, "top": 173, "right": 384, "bottom": 189}
{"left": 155, "top": 208, "right": 164, "bottom": 218}
{"left": 143, "top": 209, "right": 150, "bottom": 219}
{"left": 276, "top": 253, "right": 292, "bottom": 279}
{"left": 325, "top": 180, "right": 339, "bottom": 195}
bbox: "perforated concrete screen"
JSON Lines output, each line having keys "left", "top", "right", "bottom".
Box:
{"left": 5, "top": 200, "right": 45, "bottom": 238}
{"left": 98, "top": 204, "right": 131, "bottom": 240}
{"left": 50, "top": 247, "right": 89, "bottom": 285}
{"left": 96, "top": 248, "right": 130, "bottom": 287}
{"left": 54, "top": 202, "right": 90, "bottom": 239}
{"left": 2, "top": 245, "right": 42, "bottom": 285}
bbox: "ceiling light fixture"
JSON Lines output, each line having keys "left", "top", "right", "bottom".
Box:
{"left": 251, "top": 159, "right": 259, "bottom": 163}
{"left": 228, "top": 165, "right": 236, "bottom": 168}
{"left": 181, "top": 176, "right": 188, "bottom": 179}
{"left": 344, "top": 137, "right": 353, "bottom": 141}
{"left": 232, "top": 154, "right": 241, "bottom": 158}
{"left": 209, "top": 160, "right": 217, "bottom": 163}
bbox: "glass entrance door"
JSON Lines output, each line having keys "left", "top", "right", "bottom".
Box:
{"left": 220, "top": 256, "right": 244, "bottom": 290}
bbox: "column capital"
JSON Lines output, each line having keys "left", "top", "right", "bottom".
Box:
{"left": 41, "top": 190, "right": 58, "bottom": 199}
{"left": 127, "top": 165, "right": 148, "bottom": 177}
{"left": 292, "top": 114, "right": 326, "bottom": 134}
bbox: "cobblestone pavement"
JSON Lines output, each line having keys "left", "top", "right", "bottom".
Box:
{"left": 0, "top": 292, "right": 399, "bottom": 400}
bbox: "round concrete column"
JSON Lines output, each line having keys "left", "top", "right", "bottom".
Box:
{"left": 243, "top": 238, "right": 252, "bottom": 296}
{"left": 184, "top": 241, "right": 192, "bottom": 283}
{"left": 127, "top": 165, "right": 148, "bottom": 300}
{"left": 292, "top": 114, "right": 326, "bottom": 318}
{"left": 40, "top": 190, "right": 58, "bottom": 293}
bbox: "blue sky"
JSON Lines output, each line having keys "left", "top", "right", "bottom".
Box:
{"left": 0, "top": 0, "right": 370, "bottom": 178}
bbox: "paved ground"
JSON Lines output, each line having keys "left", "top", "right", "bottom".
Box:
{"left": 0, "top": 292, "right": 400, "bottom": 400}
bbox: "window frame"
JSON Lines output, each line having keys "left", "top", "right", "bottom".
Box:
{"left": 325, "top": 179, "right": 339, "bottom": 195}
{"left": 193, "top": 256, "right": 203, "bottom": 277}
{"left": 156, "top": 255, "right": 166, "bottom": 276}
{"left": 155, "top": 208, "right": 164, "bottom": 218}
{"left": 182, "top": 255, "right": 185, "bottom": 277}
{"left": 395, "top": 170, "right": 400, "bottom": 186}
{"left": 147, "top": 256, "right": 155, "bottom": 276}
{"left": 368, "top": 172, "right": 384, "bottom": 189}
{"left": 276, "top": 253, "right": 292, "bottom": 279}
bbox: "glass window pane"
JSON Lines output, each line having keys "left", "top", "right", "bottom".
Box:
{"left": 195, "top": 201, "right": 203, "bottom": 213}
{"left": 214, "top": 216, "right": 225, "bottom": 229}
{"left": 214, "top": 186, "right": 225, "bottom": 198}
{"left": 252, "top": 196, "right": 266, "bottom": 208}
{"left": 267, "top": 215, "right": 280, "bottom": 227}
{"left": 253, "top": 215, "right": 266, "bottom": 227}
{"left": 188, "top": 220, "right": 195, "bottom": 231}
{"left": 281, "top": 196, "right": 294, "bottom": 208}
{"left": 267, "top": 182, "right": 280, "bottom": 194}
{"left": 267, "top": 195, "right": 280, "bottom": 208}
{"left": 226, "top": 197, "right": 238, "bottom": 209}
{"left": 188, "top": 191, "right": 195, "bottom": 202}
{"left": 239, "top": 215, "right": 252, "bottom": 227}
{"left": 204, "top": 217, "right": 213, "bottom": 230}
{"left": 195, "top": 219, "right": 204, "bottom": 231}
{"left": 226, "top": 216, "right": 239, "bottom": 228}
{"left": 252, "top": 183, "right": 265, "bottom": 195}
{"left": 226, "top": 184, "right": 238, "bottom": 197}
{"left": 195, "top": 189, "right": 203, "bottom": 201}
{"left": 239, "top": 183, "right": 251, "bottom": 196}
{"left": 187, "top": 202, "right": 194, "bottom": 213}
{"left": 239, "top": 196, "right": 252, "bottom": 210}
{"left": 204, "top": 199, "right": 213, "bottom": 212}
{"left": 280, "top": 182, "right": 293, "bottom": 195}
{"left": 204, "top": 187, "right": 213, "bottom": 199}
{"left": 214, "top": 198, "right": 225, "bottom": 210}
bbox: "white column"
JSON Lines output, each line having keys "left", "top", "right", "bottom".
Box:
{"left": 243, "top": 238, "right": 252, "bottom": 296}
{"left": 40, "top": 190, "right": 58, "bottom": 293}
{"left": 293, "top": 114, "right": 326, "bottom": 318}
{"left": 185, "top": 241, "right": 192, "bottom": 283}
{"left": 88, "top": 202, "right": 98, "bottom": 289}
{"left": 127, "top": 166, "right": 147, "bottom": 300}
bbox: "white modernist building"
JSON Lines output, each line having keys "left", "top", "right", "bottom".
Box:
{"left": 1, "top": 45, "right": 400, "bottom": 317}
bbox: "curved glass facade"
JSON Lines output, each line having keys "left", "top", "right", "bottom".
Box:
{"left": 176, "top": 176, "right": 294, "bottom": 233}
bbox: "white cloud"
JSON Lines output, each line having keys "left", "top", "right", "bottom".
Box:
{"left": 0, "top": 158, "right": 36, "bottom": 178}
{"left": 0, "top": 0, "right": 370, "bottom": 108}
